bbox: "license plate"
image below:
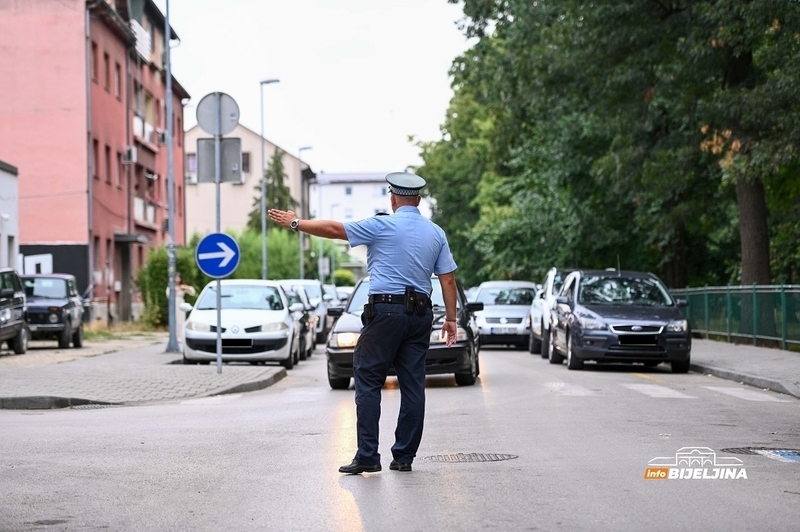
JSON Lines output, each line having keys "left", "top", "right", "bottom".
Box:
{"left": 28, "top": 325, "right": 37, "bottom": 331}
{"left": 490, "top": 327, "right": 516, "bottom": 335}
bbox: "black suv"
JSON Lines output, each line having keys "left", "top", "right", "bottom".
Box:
{"left": 22, "top": 274, "right": 84, "bottom": 348}
{"left": 0, "top": 268, "right": 28, "bottom": 354}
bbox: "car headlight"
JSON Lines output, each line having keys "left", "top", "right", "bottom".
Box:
{"left": 186, "top": 321, "right": 210, "bottom": 332}
{"left": 667, "top": 319, "right": 688, "bottom": 332}
{"left": 579, "top": 316, "right": 607, "bottom": 330}
{"left": 430, "top": 327, "right": 468, "bottom": 344}
{"left": 330, "top": 332, "right": 359, "bottom": 348}
{"left": 261, "top": 322, "right": 288, "bottom": 332}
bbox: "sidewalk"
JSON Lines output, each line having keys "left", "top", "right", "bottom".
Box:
{"left": 1, "top": 334, "right": 798, "bottom": 409}
{"left": 0, "top": 332, "right": 285, "bottom": 409}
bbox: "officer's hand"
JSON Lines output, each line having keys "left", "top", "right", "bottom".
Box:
{"left": 267, "top": 209, "right": 297, "bottom": 229}
{"left": 442, "top": 320, "right": 458, "bottom": 348}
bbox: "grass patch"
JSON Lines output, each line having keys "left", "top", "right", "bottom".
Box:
{"left": 83, "top": 320, "right": 165, "bottom": 341}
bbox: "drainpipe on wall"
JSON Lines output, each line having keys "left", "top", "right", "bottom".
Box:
{"left": 86, "top": 2, "right": 101, "bottom": 317}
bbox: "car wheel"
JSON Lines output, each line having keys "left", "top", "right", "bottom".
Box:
{"left": 281, "top": 352, "right": 294, "bottom": 370}
{"left": 528, "top": 329, "right": 541, "bottom": 354}
{"left": 455, "top": 346, "right": 478, "bottom": 386}
{"left": 58, "top": 321, "right": 71, "bottom": 348}
{"left": 72, "top": 323, "right": 84, "bottom": 348}
{"left": 328, "top": 375, "right": 350, "bottom": 389}
{"left": 182, "top": 355, "right": 197, "bottom": 365}
{"left": 548, "top": 330, "right": 564, "bottom": 364}
{"left": 11, "top": 325, "right": 27, "bottom": 354}
{"left": 671, "top": 355, "right": 690, "bottom": 374}
{"left": 540, "top": 325, "right": 550, "bottom": 359}
{"left": 566, "top": 332, "right": 583, "bottom": 370}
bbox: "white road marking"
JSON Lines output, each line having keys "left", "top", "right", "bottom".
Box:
{"left": 621, "top": 384, "right": 696, "bottom": 399}
{"left": 543, "top": 382, "right": 599, "bottom": 396}
{"left": 704, "top": 386, "right": 789, "bottom": 402}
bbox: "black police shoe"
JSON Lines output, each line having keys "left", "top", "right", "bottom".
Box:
{"left": 389, "top": 460, "right": 412, "bottom": 472}
{"left": 339, "top": 460, "right": 382, "bottom": 474}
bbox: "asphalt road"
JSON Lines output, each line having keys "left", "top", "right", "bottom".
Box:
{"left": 1, "top": 344, "right": 798, "bottom": 532}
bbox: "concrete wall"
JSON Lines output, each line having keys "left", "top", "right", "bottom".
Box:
{"left": 0, "top": 161, "right": 20, "bottom": 269}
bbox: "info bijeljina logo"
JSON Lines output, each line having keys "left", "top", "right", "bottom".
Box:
{"left": 644, "top": 447, "right": 748, "bottom": 480}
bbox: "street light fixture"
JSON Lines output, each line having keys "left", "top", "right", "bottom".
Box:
{"left": 259, "top": 78, "right": 280, "bottom": 280}
{"left": 297, "top": 145, "right": 312, "bottom": 279}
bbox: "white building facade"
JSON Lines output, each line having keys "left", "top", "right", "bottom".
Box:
{"left": 0, "top": 160, "right": 19, "bottom": 269}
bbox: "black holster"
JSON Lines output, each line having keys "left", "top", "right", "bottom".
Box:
{"left": 361, "top": 302, "right": 375, "bottom": 326}
{"left": 405, "top": 286, "right": 431, "bottom": 316}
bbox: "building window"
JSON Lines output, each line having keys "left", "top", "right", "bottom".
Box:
{"left": 91, "top": 42, "right": 98, "bottom": 82}
{"left": 114, "top": 62, "right": 122, "bottom": 99}
{"left": 117, "top": 152, "right": 123, "bottom": 188}
{"left": 345, "top": 186, "right": 352, "bottom": 196}
{"left": 177, "top": 117, "right": 182, "bottom": 146}
{"left": 93, "top": 139, "right": 99, "bottom": 179}
{"left": 105, "top": 145, "right": 112, "bottom": 183}
{"left": 178, "top": 185, "right": 183, "bottom": 217}
{"left": 187, "top": 153, "right": 197, "bottom": 173}
{"left": 104, "top": 52, "right": 110, "bottom": 91}
{"left": 242, "top": 152, "right": 250, "bottom": 173}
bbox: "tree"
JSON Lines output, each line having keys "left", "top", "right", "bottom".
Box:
{"left": 247, "top": 149, "right": 297, "bottom": 233}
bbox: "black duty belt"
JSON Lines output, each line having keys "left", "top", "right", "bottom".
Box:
{"left": 369, "top": 294, "right": 406, "bottom": 305}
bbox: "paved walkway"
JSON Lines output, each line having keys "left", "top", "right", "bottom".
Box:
{"left": 0, "top": 333, "right": 798, "bottom": 409}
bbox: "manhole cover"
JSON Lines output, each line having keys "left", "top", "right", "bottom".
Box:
{"left": 721, "top": 447, "right": 800, "bottom": 463}
{"left": 422, "top": 453, "right": 518, "bottom": 463}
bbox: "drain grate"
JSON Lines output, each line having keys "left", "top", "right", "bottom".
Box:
{"left": 721, "top": 447, "right": 800, "bottom": 463}
{"left": 71, "top": 404, "right": 123, "bottom": 410}
{"left": 422, "top": 453, "right": 518, "bottom": 463}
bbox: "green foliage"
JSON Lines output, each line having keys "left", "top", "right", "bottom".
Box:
{"left": 425, "top": 0, "right": 800, "bottom": 286}
{"left": 247, "top": 149, "right": 298, "bottom": 233}
{"left": 135, "top": 245, "right": 200, "bottom": 327}
{"left": 333, "top": 268, "right": 355, "bottom": 287}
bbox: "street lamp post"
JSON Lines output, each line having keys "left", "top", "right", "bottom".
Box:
{"left": 259, "top": 78, "right": 280, "bottom": 279}
{"left": 297, "top": 146, "right": 312, "bottom": 279}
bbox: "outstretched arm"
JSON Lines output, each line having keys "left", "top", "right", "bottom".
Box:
{"left": 437, "top": 271, "right": 458, "bottom": 348}
{"left": 267, "top": 209, "right": 348, "bottom": 240}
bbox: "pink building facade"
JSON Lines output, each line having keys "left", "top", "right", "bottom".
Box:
{"left": 0, "top": 0, "right": 189, "bottom": 322}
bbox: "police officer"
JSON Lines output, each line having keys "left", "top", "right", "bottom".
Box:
{"left": 268, "top": 171, "right": 459, "bottom": 474}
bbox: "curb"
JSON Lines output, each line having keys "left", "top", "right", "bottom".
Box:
{"left": 691, "top": 363, "right": 800, "bottom": 400}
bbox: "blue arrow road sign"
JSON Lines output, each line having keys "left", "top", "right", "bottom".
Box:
{"left": 196, "top": 233, "right": 240, "bottom": 278}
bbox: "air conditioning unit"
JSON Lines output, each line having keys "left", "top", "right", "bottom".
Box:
{"left": 156, "top": 129, "right": 167, "bottom": 146}
{"left": 122, "top": 145, "right": 137, "bottom": 165}
{"left": 186, "top": 173, "right": 197, "bottom": 185}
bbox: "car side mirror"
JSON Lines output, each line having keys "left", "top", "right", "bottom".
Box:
{"left": 675, "top": 298, "right": 688, "bottom": 308}
{"left": 289, "top": 302, "right": 305, "bottom": 313}
{"left": 556, "top": 296, "right": 569, "bottom": 305}
{"left": 327, "top": 306, "right": 344, "bottom": 318}
{"left": 466, "top": 302, "right": 484, "bottom": 313}
{"left": 179, "top": 302, "right": 193, "bottom": 312}
{"left": 0, "top": 288, "right": 14, "bottom": 300}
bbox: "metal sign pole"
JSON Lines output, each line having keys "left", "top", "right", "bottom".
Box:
{"left": 214, "top": 92, "right": 223, "bottom": 374}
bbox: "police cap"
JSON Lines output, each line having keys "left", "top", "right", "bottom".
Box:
{"left": 386, "top": 172, "right": 426, "bottom": 196}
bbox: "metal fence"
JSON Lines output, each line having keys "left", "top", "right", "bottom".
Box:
{"left": 670, "top": 285, "right": 800, "bottom": 350}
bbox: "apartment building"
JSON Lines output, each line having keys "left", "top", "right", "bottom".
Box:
{"left": 0, "top": 0, "right": 189, "bottom": 322}
{"left": 0, "top": 161, "right": 20, "bottom": 269}
{"left": 184, "top": 123, "right": 313, "bottom": 238}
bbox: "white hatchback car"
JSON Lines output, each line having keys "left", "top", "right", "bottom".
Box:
{"left": 181, "top": 279, "right": 304, "bottom": 368}
{"left": 472, "top": 280, "right": 538, "bottom": 349}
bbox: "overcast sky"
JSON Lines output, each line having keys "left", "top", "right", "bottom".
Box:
{"left": 154, "top": 0, "right": 473, "bottom": 174}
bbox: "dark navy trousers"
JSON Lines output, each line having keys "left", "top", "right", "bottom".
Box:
{"left": 353, "top": 302, "right": 432, "bottom": 466}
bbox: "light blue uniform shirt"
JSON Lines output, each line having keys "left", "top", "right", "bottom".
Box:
{"left": 343, "top": 206, "right": 457, "bottom": 295}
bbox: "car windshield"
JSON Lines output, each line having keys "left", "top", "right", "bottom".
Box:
{"left": 196, "top": 285, "right": 284, "bottom": 310}
{"left": 552, "top": 273, "right": 566, "bottom": 295}
{"left": 578, "top": 276, "right": 673, "bottom": 306}
{"left": 346, "top": 279, "right": 459, "bottom": 316}
{"left": 24, "top": 278, "right": 68, "bottom": 298}
{"left": 301, "top": 284, "right": 321, "bottom": 300}
{"left": 475, "top": 287, "right": 536, "bottom": 306}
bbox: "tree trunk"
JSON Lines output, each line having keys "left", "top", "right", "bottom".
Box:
{"left": 735, "top": 176, "right": 776, "bottom": 340}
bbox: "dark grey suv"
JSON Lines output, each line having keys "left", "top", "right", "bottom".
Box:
{"left": 22, "top": 274, "right": 85, "bottom": 348}
{"left": 0, "top": 268, "right": 28, "bottom": 354}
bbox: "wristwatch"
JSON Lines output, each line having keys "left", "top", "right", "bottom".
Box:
{"left": 290, "top": 218, "right": 300, "bottom": 232}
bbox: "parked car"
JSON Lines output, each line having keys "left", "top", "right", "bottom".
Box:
{"left": 181, "top": 280, "right": 304, "bottom": 368}
{"left": 335, "top": 286, "right": 354, "bottom": 304}
{"left": 547, "top": 269, "right": 692, "bottom": 372}
{"left": 282, "top": 286, "right": 315, "bottom": 361}
{"left": 325, "top": 275, "right": 484, "bottom": 389}
{"left": 22, "top": 273, "right": 84, "bottom": 348}
{"left": 0, "top": 268, "right": 28, "bottom": 354}
{"left": 472, "top": 280, "right": 538, "bottom": 349}
{"left": 280, "top": 279, "right": 332, "bottom": 344}
{"left": 528, "top": 268, "right": 571, "bottom": 357}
